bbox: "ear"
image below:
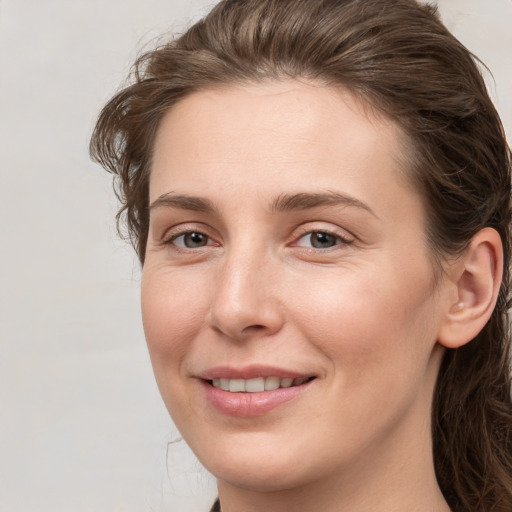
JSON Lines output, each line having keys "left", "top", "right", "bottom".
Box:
{"left": 438, "top": 227, "right": 503, "bottom": 349}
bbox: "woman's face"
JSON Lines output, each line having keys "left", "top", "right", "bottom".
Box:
{"left": 142, "top": 81, "right": 452, "bottom": 492}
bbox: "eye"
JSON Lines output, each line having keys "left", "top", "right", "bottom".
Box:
{"left": 295, "top": 231, "right": 349, "bottom": 249}
{"left": 170, "top": 231, "right": 212, "bottom": 248}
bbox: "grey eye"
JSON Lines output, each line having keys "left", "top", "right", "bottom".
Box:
{"left": 309, "top": 232, "right": 339, "bottom": 248}
{"left": 297, "top": 231, "right": 340, "bottom": 249}
{"left": 174, "top": 232, "right": 210, "bottom": 248}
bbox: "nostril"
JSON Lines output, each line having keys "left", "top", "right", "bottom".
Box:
{"left": 241, "top": 324, "right": 266, "bottom": 333}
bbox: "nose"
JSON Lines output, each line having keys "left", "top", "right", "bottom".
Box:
{"left": 207, "top": 248, "right": 285, "bottom": 341}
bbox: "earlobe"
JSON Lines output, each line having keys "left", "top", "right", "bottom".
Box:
{"left": 438, "top": 227, "right": 503, "bottom": 349}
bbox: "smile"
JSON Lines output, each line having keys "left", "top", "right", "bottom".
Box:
{"left": 210, "top": 376, "right": 313, "bottom": 393}
{"left": 202, "top": 371, "right": 317, "bottom": 416}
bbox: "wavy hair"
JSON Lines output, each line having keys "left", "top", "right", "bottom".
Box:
{"left": 90, "top": 1, "right": 512, "bottom": 510}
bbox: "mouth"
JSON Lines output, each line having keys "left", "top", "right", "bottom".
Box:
{"left": 198, "top": 365, "right": 318, "bottom": 415}
{"left": 208, "top": 376, "right": 316, "bottom": 393}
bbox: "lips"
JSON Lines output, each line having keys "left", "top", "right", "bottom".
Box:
{"left": 199, "top": 366, "right": 316, "bottom": 416}
{"left": 199, "top": 364, "right": 314, "bottom": 381}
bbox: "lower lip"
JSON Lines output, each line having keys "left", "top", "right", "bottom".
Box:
{"left": 202, "top": 380, "right": 313, "bottom": 417}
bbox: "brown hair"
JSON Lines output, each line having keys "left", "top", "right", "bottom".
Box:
{"left": 90, "top": 0, "right": 512, "bottom": 510}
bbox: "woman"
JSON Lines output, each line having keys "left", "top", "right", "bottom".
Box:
{"left": 90, "top": 0, "right": 512, "bottom": 510}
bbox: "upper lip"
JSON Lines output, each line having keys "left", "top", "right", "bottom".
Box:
{"left": 197, "top": 365, "right": 315, "bottom": 381}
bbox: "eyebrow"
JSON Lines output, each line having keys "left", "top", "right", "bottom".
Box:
{"left": 149, "top": 190, "right": 377, "bottom": 218}
{"left": 270, "top": 191, "right": 378, "bottom": 218}
{"left": 149, "top": 193, "right": 218, "bottom": 214}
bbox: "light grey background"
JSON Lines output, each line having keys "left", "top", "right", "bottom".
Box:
{"left": 1, "top": 1, "right": 510, "bottom": 511}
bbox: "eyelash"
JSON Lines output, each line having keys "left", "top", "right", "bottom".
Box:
{"left": 164, "top": 229, "right": 218, "bottom": 250}
{"left": 293, "top": 229, "right": 353, "bottom": 250}
{"left": 163, "top": 226, "right": 353, "bottom": 252}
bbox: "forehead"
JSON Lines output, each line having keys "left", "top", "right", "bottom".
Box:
{"left": 150, "top": 80, "right": 415, "bottom": 219}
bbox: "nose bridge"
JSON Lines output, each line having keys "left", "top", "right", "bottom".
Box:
{"left": 209, "top": 238, "right": 283, "bottom": 339}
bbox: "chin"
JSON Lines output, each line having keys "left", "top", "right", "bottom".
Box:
{"left": 204, "top": 440, "right": 356, "bottom": 498}
{"left": 209, "top": 457, "right": 307, "bottom": 493}
{"left": 189, "top": 429, "right": 332, "bottom": 493}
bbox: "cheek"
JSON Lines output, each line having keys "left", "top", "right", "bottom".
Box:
{"left": 286, "top": 266, "right": 440, "bottom": 447}
{"left": 289, "top": 262, "right": 438, "bottom": 380}
{"left": 141, "top": 266, "right": 210, "bottom": 369}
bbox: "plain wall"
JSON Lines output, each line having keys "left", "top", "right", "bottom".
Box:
{"left": 1, "top": 1, "right": 511, "bottom": 511}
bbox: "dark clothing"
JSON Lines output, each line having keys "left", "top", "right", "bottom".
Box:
{"left": 210, "top": 498, "right": 221, "bottom": 511}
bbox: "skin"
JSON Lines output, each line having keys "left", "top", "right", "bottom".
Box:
{"left": 142, "top": 80, "right": 459, "bottom": 512}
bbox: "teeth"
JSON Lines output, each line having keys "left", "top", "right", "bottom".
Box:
{"left": 211, "top": 376, "right": 312, "bottom": 392}
{"left": 229, "top": 379, "right": 245, "bottom": 392}
{"left": 245, "top": 377, "right": 265, "bottom": 392}
{"left": 280, "top": 378, "right": 293, "bottom": 388}
{"left": 264, "top": 376, "right": 280, "bottom": 390}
